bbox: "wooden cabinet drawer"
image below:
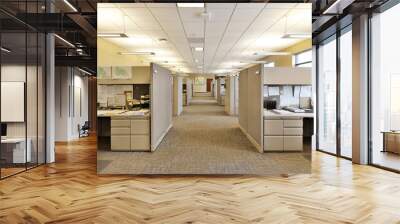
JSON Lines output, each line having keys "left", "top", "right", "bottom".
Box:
{"left": 111, "top": 127, "right": 130, "bottom": 135}
{"left": 131, "top": 120, "right": 150, "bottom": 135}
{"left": 263, "top": 136, "right": 283, "bottom": 151}
{"left": 111, "top": 135, "right": 130, "bottom": 151}
{"left": 111, "top": 119, "right": 131, "bottom": 127}
{"left": 284, "top": 119, "right": 303, "bottom": 128}
{"left": 284, "top": 136, "right": 303, "bottom": 151}
{"left": 264, "top": 120, "right": 284, "bottom": 135}
{"left": 284, "top": 128, "right": 303, "bottom": 136}
{"left": 131, "top": 135, "right": 150, "bottom": 151}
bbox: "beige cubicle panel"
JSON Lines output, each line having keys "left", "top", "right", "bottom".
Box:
{"left": 150, "top": 63, "right": 173, "bottom": 151}
{"left": 263, "top": 67, "right": 312, "bottom": 85}
{"left": 238, "top": 64, "right": 264, "bottom": 152}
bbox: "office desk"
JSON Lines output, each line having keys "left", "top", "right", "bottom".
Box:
{"left": 382, "top": 131, "right": 400, "bottom": 154}
{"left": 1, "top": 138, "right": 31, "bottom": 163}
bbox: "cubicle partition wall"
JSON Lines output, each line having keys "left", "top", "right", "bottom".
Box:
{"left": 0, "top": 8, "right": 47, "bottom": 179}
{"left": 150, "top": 63, "right": 173, "bottom": 151}
{"left": 238, "top": 64, "right": 264, "bottom": 152}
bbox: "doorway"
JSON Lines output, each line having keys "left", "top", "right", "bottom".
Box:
{"left": 206, "top": 79, "right": 213, "bottom": 92}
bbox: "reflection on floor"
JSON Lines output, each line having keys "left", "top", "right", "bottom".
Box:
{"left": 1, "top": 135, "right": 400, "bottom": 223}
{"left": 373, "top": 151, "right": 400, "bottom": 171}
{"left": 98, "top": 96, "right": 311, "bottom": 175}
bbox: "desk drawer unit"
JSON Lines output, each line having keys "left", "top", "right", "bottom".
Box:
{"left": 263, "top": 136, "right": 284, "bottom": 151}
{"left": 111, "top": 119, "right": 131, "bottom": 127}
{"left": 131, "top": 120, "right": 150, "bottom": 135}
{"left": 264, "top": 120, "right": 284, "bottom": 135}
{"left": 131, "top": 135, "right": 150, "bottom": 151}
{"left": 111, "top": 127, "right": 131, "bottom": 135}
{"left": 283, "top": 136, "right": 303, "bottom": 151}
{"left": 283, "top": 119, "right": 303, "bottom": 128}
{"left": 111, "top": 135, "right": 131, "bottom": 151}
{"left": 284, "top": 128, "right": 303, "bottom": 136}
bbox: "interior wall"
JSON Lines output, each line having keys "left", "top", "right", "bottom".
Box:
{"left": 97, "top": 67, "right": 150, "bottom": 85}
{"left": 54, "top": 67, "right": 89, "bottom": 141}
{"left": 239, "top": 65, "right": 263, "bottom": 152}
{"left": 263, "top": 39, "right": 312, "bottom": 67}
{"left": 150, "top": 63, "right": 173, "bottom": 151}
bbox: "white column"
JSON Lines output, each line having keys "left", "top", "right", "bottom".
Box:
{"left": 46, "top": 32, "right": 55, "bottom": 163}
{"left": 352, "top": 14, "right": 369, "bottom": 164}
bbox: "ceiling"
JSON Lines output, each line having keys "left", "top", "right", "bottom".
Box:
{"left": 97, "top": 3, "right": 311, "bottom": 74}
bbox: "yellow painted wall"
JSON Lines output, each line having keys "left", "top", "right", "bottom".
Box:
{"left": 97, "top": 38, "right": 151, "bottom": 84}
{"left": 263, "top": 39, "right": 312, "bottom": 67}
{"left": 98, "top": 38, "right": 146, "bottom": 66}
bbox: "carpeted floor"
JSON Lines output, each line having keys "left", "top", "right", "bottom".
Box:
{"left": 97, "top": 96, "right": 311, "bottom": 175}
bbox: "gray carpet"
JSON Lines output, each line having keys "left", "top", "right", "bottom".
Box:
{"left": 97, "top": 97, "right": 311, "bottom": 175}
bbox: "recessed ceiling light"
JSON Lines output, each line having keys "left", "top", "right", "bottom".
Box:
{"left": 98, "top": 33, "right": 128, "bottom": 38}
{"left": 177, "top": 3, "right": 204, "bottom": 8}
{"left": 119, "top": 52, "right": 155, "bottom": 56}
{"left": 63, "top": 0, "right": 78, "bottom": 12}
{"left": 1, "top": 47, "right": 11, "bottom": 53}
{"left": 194, "top": 47, "right": 203, "bottom": 52}
{"left": 282, "top": 34, "right": 311, "bottom": 39}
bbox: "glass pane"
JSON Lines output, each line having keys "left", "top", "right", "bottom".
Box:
{"left": 340, "top": 29, "right": 352, "bottom": 158}
{"left": 38, "top": 33, "right": 46, "bottom": 165}
{"left": 318, "top": 37, "right": 337, "bottom": 154}
{"left": 27, "top": 31, "right": 38, "bottom": 169}
{"left": 1, "top": 30, "right": 28, "bottom": 177}
{"left": 371, "top": 4, "right": 400, "bottom": 171}
{"left": 295, "top": 50, "right": 312, "bottom": 65}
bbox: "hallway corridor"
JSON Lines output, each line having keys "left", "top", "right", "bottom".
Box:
{"left": 98, "top": 96, "right": 310, "bottom": 175}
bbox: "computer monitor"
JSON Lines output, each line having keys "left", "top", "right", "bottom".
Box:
{"left": 1, "top": 123, "right": 7, "bottom": 137}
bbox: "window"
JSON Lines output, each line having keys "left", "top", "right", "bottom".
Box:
{"left": 339, "top": 28, "right": 352, "bottom": 158}
{"left": 294, "top": 49, "right": 312, "bottom": 67}
{"left": 317, "top": 37, "right": 337, "bottom": 155}
{"left": 264, "top": 62, "right": 275, "bottom": 67}
{"left": 370, "top": 3, "right": 400, "bottom": 171}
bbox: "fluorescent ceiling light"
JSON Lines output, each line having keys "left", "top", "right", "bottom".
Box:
{"left": 63, "top": 0, "right": 78, "bottom": 12}
{"left": 253, "top": 51, "right": 291, "bottom": 56}
{"left": 177, "top": 3, "right": 204, "bottom": 8}
{"left": 119, "top": 52, "right": 155, "bottom": 56}
{"left": 78, "top": 67, "right": 92, "bottom": 76}
{"left": 54, "top": 34, "right": 75, "bottom": 48}
{"left": 1, "top": 47, "right": 11, "bottom": 53}
{"left": 282, "top": 34, "right": 311, "bottom": 39}
{"left": 323, "top": 0, "right": 354, "bottom": 15}
{"left": 194, "top": 47, "right": 203, "bottom": 52}
{"left": 97, "top": 33, "right": 128, "bottom": 38}
{"left": 240, "top": 61, "right": 267, "bottom": 64}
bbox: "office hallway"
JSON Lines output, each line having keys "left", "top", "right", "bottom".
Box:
{"left": 97, "top": 96, "right": 310, "bottom": 175}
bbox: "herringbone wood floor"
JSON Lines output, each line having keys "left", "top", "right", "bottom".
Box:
{"left": 1, "top": 136, "right": 400, "bottom": 223}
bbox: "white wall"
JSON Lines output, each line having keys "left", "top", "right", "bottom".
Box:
{"left": 55, "top": 67, "right": 89, "bottom": 141}
{"left": 151, "top": 63, "right": 173, "bottom": 151}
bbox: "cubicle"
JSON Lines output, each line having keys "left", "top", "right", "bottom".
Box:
{"left": 238, "top": 64, "right": 264, "bottom": 152}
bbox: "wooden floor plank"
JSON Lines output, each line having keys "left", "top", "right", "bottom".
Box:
{"left": 0, "top": 136, "right": 400, "bottom": 223}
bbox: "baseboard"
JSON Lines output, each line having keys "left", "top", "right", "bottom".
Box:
{"left": 239, "top": 125, "right": 262, "bottom": 153}
{"left": 152, "top": 124, "right": 173, "bottom": 151}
